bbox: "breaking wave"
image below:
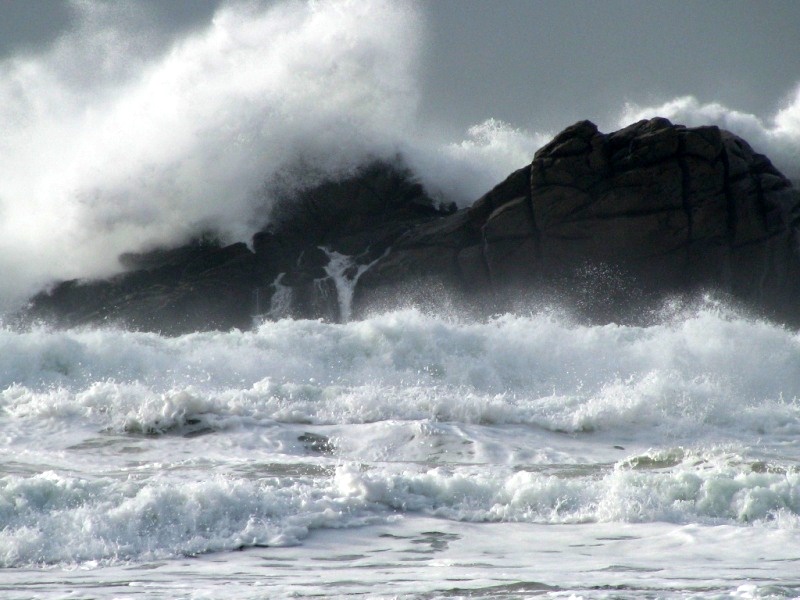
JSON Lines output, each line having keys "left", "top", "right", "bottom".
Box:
{"left": 3, "top": 304, "right": 800, "bottom": 437}
{"left": 3, "top": 450, "right": 800, "bottom": 567}
{"left": 0, "top": 0, "right": 547, "bottom": 311}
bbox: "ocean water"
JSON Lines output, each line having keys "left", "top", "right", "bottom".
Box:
{"left": 3, "top": 0, "right": 800, "bottom": 597}
{"left": 3, "top": 304, "right": 800, "bottom": 598}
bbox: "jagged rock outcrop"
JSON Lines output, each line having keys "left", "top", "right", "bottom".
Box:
{"left": 355, "top": 118, "right": 800, "bottom": 323}
{"left": 21, "top": 118, "right": 800, "bottom": 333}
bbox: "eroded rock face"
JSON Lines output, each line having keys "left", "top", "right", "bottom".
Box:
{"left": 21, "top": 119, "right": 800, "bottom": 333}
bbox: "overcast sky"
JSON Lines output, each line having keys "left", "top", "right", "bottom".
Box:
{"left": 420, "top": 0, "right": 800, "bottom": 134}
{"left": 2, "top": 0, "right": 799, "bottom": 136}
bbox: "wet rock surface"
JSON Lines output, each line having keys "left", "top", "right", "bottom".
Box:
{"left": 22, "top": 119, "right": 800, "bottom": 333}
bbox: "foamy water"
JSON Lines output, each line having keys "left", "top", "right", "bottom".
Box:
{"left": 3, "top": 306, "right": 800, "bottom": 597}
{"left": 3, "top": 1, "right": 800, "bottom": 597}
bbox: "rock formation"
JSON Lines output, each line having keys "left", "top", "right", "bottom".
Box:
{"left": 22, "top": 118, "right": 800, "bottom": 333}
{"left": 356, "top": 118, "right": 800, "bottom": 323}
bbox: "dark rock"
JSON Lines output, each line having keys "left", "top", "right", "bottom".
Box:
{"left": 27, "top": 238, "right": 258, "bottom": 334}
{"left": 20, "top": 119, "right": 800, "bottom": 333}
{"left": 351, "top": 118, "right": 800, "bottom": 324}
{"left": 298, "top": 433, "right": 334, "bottom": 454}
{"left": 118, "top": 234, "right": 222, "bottom": 271}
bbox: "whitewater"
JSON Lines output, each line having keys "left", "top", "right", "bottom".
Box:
{"left": 4, "top": 0, "right": 800, "bottom": 597}
{"left": 1, "top": 304, "right": 800, "bottom": 598}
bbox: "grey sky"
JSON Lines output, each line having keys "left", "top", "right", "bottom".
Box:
{"left": 2, "top": 0, "right": 799, "bottom": 137}
{"left": 0, "top": 0, "right": 218, "bottom": 56}
{"left": 0, "top": 1, "right": 73, "bottom": 53}
{"left": 420, "top": 0, "right": 800, "bottom": 134}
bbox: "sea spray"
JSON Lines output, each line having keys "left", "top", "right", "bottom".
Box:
{"left": 0, "top": 0, "right": 548, "bottom": 312}
{"left": 0, "top": 0, "right": 423, "bottom": 308}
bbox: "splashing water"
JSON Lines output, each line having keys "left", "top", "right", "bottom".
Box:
{"left": 0, "top": 0, "right": 548, "bottom": 313}
{"left": 320, "top": 247, "right": 389, "bottom": 322}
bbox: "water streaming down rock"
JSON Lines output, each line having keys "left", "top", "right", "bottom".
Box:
{"left": 265, "top": 273, "right": 293, "bottom": 321}
{"left": 252, "top": 249, "right": 389, "bottom": 323}
{"left": 320, "top": 248, "right": 388, "bottom": 322}
{"left": 311, "top": 274, "right": 339, "bottom": 322}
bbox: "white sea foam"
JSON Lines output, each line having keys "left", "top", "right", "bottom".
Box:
{"left": 2, "top": 306, "right": 800, "bottom": 440}
{"left": 2, "top": 306, "right": 800, "bottom": 580}
{"left": 1, "top": 448, "right": 799, "bottom": 567}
